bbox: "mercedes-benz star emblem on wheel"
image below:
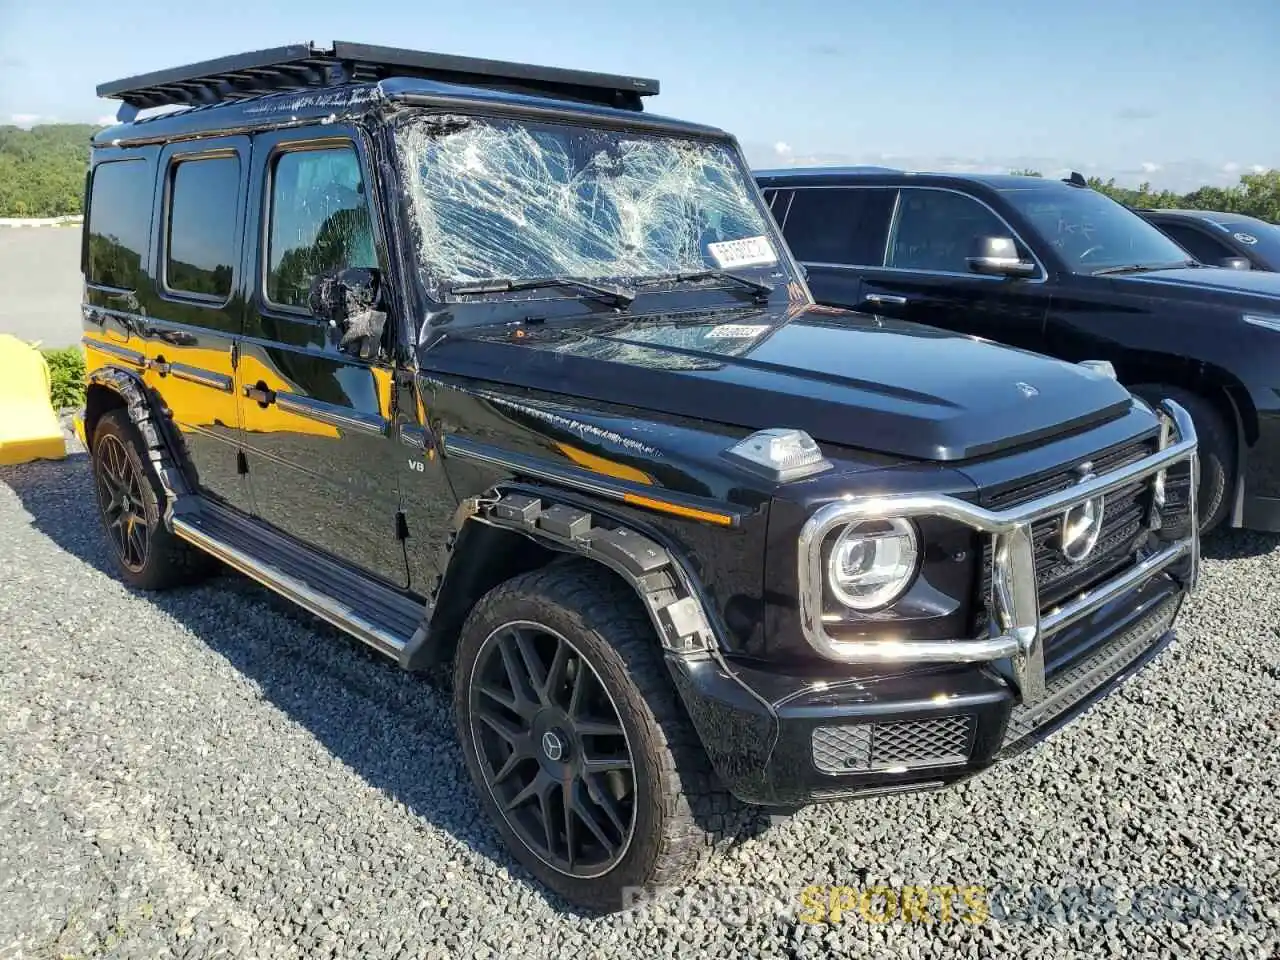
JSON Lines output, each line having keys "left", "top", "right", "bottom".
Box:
{"left": 1060, "top": 470, "right": 1106, "bottom": 563}
{"left": 541, "top": 730, "right": 565, "bottom": 762}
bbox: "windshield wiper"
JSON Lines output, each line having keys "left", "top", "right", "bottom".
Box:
{"left": 443, "top": 277, "right": 634, "bottom": 309}
{"left": 635, "top": 270, "right": 774, "bottom": 303}
{"left": 1091, "top": 261, "right": 1194, "bottom": 276}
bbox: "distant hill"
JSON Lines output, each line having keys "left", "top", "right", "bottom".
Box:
{"left": 0, "top": 124, "right": 102, "bottom": 217}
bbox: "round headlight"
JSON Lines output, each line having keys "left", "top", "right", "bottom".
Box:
{"left": 827, "top": 518, "right": 919, "bottom": 610}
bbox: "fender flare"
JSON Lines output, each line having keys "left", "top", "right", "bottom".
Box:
{"left": 405, "top": 485, "right": 722, "bottom": 668}
{"left": 85, "top": 366, "right": 191, "bottom": 526}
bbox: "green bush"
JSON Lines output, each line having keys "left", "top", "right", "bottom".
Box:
{"left": 42, "top": 346, "right": 86, "bottom": 409}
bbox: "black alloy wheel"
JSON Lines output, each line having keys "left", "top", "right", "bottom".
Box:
{"left": 468, "top": 619, "right": 637, "bottom": 878}
{"left": 94, "top": 431, "right": 152, "bottom": 573}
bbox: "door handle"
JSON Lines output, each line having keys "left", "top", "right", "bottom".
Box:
{"left": 863, "top": 294, "right": 908, "bottom": 306}
{"left": 243, "top": 384, "right": 276, "bottom": 406}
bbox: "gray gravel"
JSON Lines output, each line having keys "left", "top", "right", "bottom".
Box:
{"left": 1, "top": 443, "right": 1278, "bottom": 959}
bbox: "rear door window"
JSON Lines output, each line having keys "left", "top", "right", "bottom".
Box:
{"left": 164, "top": 155, "right": 241, "bottom": 300}
{"left": 86, "top": 159, "right": 153, "bottom": 290}
{"left": 781, "top": 187, "right": 897, "bottom": 266}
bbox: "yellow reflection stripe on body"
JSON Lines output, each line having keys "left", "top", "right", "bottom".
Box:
{"left": 622, "top": 492, "right": 734, "bottom": 526}
{"left": 555, "top": 441, "right": 654, "bottom": 485}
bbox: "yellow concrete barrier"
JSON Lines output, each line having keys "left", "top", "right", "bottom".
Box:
{"left": 0, "top": 334, "right": 67, "bottom": 465}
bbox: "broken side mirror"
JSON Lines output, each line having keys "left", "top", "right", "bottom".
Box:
{"left": 966, "top": 236, "right": 1038, "bottom": 278}
{"left": 308, "top": 267, "right": 388, "bottom": 360}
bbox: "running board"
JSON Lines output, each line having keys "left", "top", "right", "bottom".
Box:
{"left": 171, "top": 500, "right": 424, "bottom": 663}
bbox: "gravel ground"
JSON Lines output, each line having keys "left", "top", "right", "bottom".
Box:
{"left": 1, "top": 439, "right": 1278, "bottom": 959}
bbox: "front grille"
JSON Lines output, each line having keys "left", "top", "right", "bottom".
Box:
{"left": 975, "top": 436, "right": 1169, "bottom": 656}
{"left": 1003, "top": 594, "right": 1179, "bottom": 748}
{"left": 811, "top": 715, "right": 975, "bottom": 775}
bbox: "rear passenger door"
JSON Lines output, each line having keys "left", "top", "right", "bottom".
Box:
{"left": 860, "top": 187, "right": 1051, "bottom": 350}
{"left": 767, "top": 186, "right": 897, "bottom": 310}
{"left": 137, "top": 137, "right": 254, "bottom": 515}
{"left": 237, "top": 127, "right": 408, "bottom": 588}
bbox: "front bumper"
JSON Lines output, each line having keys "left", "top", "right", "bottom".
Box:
{"left": 670, "top": 572, "right": 1184, "bottom": 806}
{"left": 669, "top": 399, "right": 1199, "bottom": 807}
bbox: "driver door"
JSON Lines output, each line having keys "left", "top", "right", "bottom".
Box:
{"left": 237, "top": 126, "right": 408, "bottom": 587}
{"left": 857, "top": 187, "right": 1051, "bottom": 352}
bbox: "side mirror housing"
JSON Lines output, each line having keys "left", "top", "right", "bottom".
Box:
{"left": 308, "top": 267, "right": 388, "bottom": 359}
{"left": 966, "top": 236, "right": 1038, "bottom": 278}
{"left": 1218, "top": 256, "right": 1252, "bottom": 270}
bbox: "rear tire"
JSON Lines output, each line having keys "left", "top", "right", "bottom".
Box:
{"left": 453, "top": 560, "right": 749, "bottom": 913}
{"left": 90, "top": 409, "right": 215, "bottom": 590}
{"left": 1132, "top": 384, "right": 1234, "bottom": 534}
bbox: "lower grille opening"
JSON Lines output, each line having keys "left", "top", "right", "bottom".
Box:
{"left": 811, "top": 715, "right": 975, "bottom": 775}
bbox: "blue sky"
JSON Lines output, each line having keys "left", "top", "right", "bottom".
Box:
{"left": 3, "top": 0, "right": 1277, "bottom": 190}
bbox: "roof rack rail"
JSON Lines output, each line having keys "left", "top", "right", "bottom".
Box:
{"left": 97, "top": 41, "right": 660, "bottom": 116}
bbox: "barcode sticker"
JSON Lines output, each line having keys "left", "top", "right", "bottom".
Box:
{"left": 706, "top": 324, "right": 769, "bottom": 340}
{"left": 707, "top": 235, "right": 778, "bottom": 270}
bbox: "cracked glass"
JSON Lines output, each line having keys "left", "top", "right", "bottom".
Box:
{"left": 394, "top": 115, "right": 777, "bottom": 294}
{"left": 267, "top": 146, "right": 377, "bottom": 309}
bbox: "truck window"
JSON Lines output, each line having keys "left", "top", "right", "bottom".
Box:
{"left": 1156, "top": 222, "right": 1234, "bottom": 265}
{"left": 266, "top": 145, "right": 376, "bottom": 310}
{"left": 888, "top": 189, "right": 1010, "bottom": 274}
{"left": 86, "top": 159, "right": 152, "bottom": 290}
{"left": 782, "top": 187, "right": 896, "bottom": 267}
{"left": 164, "top": 155, "right": 240, "bottom": 300}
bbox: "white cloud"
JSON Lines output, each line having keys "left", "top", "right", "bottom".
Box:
{"left": 1140, "top": 161, "right": 1161, "bottom": 173}
{"left": 9, "top": 112, "right": 40, "bottom": 127}
{"left": 1252, "top": 164, "right": 1267, "bottom": 173}
{"left": 1222, "top": 162, "right": 1240, "bottom": 173}
{"left": 773, "top": 141, "right": 792, "bottom": 157}
{"left": 97, "top": 113, "right": 117, "bottom": 126}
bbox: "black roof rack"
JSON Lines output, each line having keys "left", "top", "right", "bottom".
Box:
{"left": 97, "top": 41, "right": 660, "bottom": 114}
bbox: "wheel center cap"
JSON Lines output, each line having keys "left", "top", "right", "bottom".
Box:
{"left": 541, "top": 730, "right": 566, "bottom": 762}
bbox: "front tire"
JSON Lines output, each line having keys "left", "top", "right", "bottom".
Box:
{"left": 90, "top": 409, "right": 213, "bottom": 590}
{"left": 1132, "top": 385, "right": 1234, "bottom": 534}
{"left": 453, "top": 560, "right": 745, "bottom": 912}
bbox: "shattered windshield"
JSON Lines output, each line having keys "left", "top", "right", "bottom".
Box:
{"left": 394, "top": 114, "right": 782, "bottom": 296}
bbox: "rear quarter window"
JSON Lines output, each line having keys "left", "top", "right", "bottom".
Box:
{"left": 85, "top": 158, "right": 153, "bottom": 290}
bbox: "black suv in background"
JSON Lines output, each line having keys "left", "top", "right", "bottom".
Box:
{"left": 79, "top": 44, "right": 1199, "bottom": 912}
{"left": 757, "top": 167, "right": 1280, "bottom": 533}
{"left": 1138, "top": 208, "right": 1280, "bottom": 272}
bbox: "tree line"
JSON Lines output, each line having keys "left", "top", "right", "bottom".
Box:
{"left": 1010, "top": 168, "right": 1280, "bottom": 222}
{"left": 0, "top": 124, "right": 102, "bottom": 217}
{"left": 2, "top": 123, "right": 1277, "bottom": 222}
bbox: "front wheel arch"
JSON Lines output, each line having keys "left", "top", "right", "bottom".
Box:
{"left": 403, "top": 490, "right": 721, "bottom": 673}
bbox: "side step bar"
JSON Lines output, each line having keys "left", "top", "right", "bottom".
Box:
{"left": 171, "top": 500, "right": 425, "bottom": 663}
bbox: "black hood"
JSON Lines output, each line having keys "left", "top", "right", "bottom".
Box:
{"left": 1115, "top": 265, "right": 1280, "bottom": 307}
{"left": 424, "top": 304, "right": 1134, "bottom": 462}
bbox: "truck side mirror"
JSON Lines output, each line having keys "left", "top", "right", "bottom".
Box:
{"left": 967, "top": 236, "right": 1038, "bottom": 278}
{"left": 308, "top": 267, "right": 388, "bottom": 360}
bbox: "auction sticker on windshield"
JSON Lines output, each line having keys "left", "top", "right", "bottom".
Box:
{"left": 708, "top": 236, "right": 778, "bottom": 270}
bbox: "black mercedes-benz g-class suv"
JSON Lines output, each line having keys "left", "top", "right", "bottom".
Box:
{"left": 81, "top": 43, "right": 1198, "bottom": 912}
{"left": 756, "top": 167, "right": 1280, "bottom": 534}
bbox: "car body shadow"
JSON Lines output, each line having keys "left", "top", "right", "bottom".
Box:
{"left": 0, "top": 452, "right": 615, "bottom": 919}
